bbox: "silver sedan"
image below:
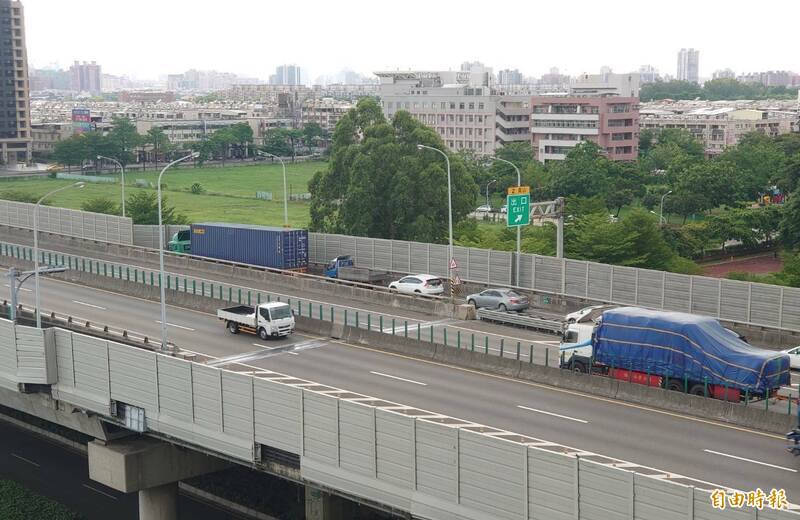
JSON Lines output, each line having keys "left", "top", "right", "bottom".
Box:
{"left": 466, "top": 288, "right": 530, "bottom": 312}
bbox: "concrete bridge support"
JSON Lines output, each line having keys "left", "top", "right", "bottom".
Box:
{"left": 88, "top": 437, "right": 230, "bottom": 520}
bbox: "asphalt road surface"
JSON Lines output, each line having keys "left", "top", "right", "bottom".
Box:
{"left": 5, "top": 270, "right": 800, "bottom": 503}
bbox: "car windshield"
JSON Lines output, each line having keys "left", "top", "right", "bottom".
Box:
{"left": 426, "top": 278, "right": 443, "bottom": 286}
{"left": 269, "top": 305, "right": 292, "bottom": 320}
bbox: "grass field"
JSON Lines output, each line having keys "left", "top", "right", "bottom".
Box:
{"left": 0, "top": 161, "right": 326, "bottom": 227}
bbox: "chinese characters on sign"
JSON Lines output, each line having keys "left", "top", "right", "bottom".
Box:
{"left": 711, "top": 488, "right": 787, "bottom": 510}
{"left": 506, "top": 185, "right": 531, "bottom": 228}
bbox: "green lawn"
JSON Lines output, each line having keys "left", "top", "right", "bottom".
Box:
{"left": 0, "top": 161, "right": 326, "bottom": 227}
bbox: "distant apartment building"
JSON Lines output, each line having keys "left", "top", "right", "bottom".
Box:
{"left": 571, "top": 73, "right": 640, "bottom": 97}
{"left": 166, "top": 69, "right": 244, "bottom": 91}
{"left": 117, "top": 90, "right": 176, "bottom": 103}
{"left": 677, "top": 48, "right": 700, "bottom": 83}
{"left": 712, "top": 68, "right": 736, "bottom": 80}
{"left": 270, "top": 64, "right": 302, "bottom": 85}
{"left": 530, "top": 95, "right": 640, "bottom": 163}
{"left": 638, "top": 65, "right": 661, "bottom": 84}
{"left": 0, "top": 0, "right": 31, "bottom": 163}
{"left": 738, "top": 70, "right": 800, "bottom": 87}
{"left": 30, "top": 67, "right": 70, "bottom": 91}
{"left": 300, "top": 98, "right": 353, "bottom": 132}
{"left": 498, "top": 69, "right": 523, "bottom": 86}
{"left": 375, "top": 70, "right": 529, "bottom": 155}
{"left": 70, "top": 61, "right": 101, "bottom": 94}
{"left": 640, "top": 107, "right": 795, "bottom": 155}
{"left": 30, "top": 121, "right": 71, "bottom": 156}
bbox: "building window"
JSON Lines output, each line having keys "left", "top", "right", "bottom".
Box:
{"left": 468, "top": 102, "right": 475, "bottom": 110}
{"left": 441, "top": 102, "right": 446, "bottom": 109}
{"left": 459, "top": 103, "right": 465, "bottom": 110}
{"left": 478, "top": 103, "right": 484, "bottom": 110}
{"left": 449, "top": 102, "right": 455, "bottom": 109}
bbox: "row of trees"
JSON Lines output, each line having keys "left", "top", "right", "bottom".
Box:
{"left": 640, "top": 79, "right": 799, "bottom": 102}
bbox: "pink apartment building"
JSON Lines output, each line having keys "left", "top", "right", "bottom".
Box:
{"left": 530, "top": 95, "right": 640, "bottom": 162}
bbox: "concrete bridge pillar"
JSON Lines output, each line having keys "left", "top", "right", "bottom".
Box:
{"left": 88, "top": 437, "right": 230, "bottom": 520}
{"left": 305, "top": 486, "right": 354, "bottom": 520}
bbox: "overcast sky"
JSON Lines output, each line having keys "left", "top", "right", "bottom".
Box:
{"left": 22, "top": 0, "right": 800, "bottom": 82}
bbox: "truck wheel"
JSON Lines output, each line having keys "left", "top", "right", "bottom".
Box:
{"left": 689, "top": 384, "right": 706, "bottom": 397}
{"left": 227, "top": 321, "right": 239, "bottom": 334}
{"left": 666, "top": 379, "right": 683, "bottom": 392}
{"left": 258, "top": 327, "right": 268, "bottom": 340}
{"left": 571, "top": 360, "right": 587, "bottom": 374}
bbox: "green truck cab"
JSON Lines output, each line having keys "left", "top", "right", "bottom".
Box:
{"left": 168, "top": 230, "right": 191, "bottom": 254}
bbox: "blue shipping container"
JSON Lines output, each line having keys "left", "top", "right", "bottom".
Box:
{"left": 189, "top": 223, "right": 308, "bottom": 270}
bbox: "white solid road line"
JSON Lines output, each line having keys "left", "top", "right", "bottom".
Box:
{"left": 252, "top": 343, "right": 300, "bottom": 355}
{"left": 155, "top": 320, "right": 195, "bottom": 331}
{"left": 369, "top": 371, "right": 427, "bottom": 386}
{"left": 10, "top": 453, "right": 40, "bottom": 467}
{"left": 72, "top": 300, "right": 107, "bottom": 310}
{"left": 517, "top": 405, "right": 588, "bottom": 424}
{"left": 3, "top": 283, "right": 31, "bottom": 292}
{"left": 703, "top": 449, "right": 798, "bottom": 473}
{"left": 82, "top": 484, "right": 118, "bottom": 500}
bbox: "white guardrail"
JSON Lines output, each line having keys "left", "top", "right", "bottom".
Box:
{"left": 1, "top": 317, "right": 797, "bottom": 520}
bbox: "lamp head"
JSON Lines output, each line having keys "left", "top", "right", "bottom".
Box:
{"left": 190, "top": 152, "right": 200, "bottom": 159}
{"left": 416, "top": 144, "right": 423, "bottom": 150}
{"left": 96, "top": 155, "right": 102, "bottom": 160}
{"left": 75, "top": 182, "right": 86, "bottom": 189}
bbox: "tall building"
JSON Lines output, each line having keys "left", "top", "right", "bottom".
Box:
{"left": 638, "top": 65, "right": 661, "bottom": 84}
{"left": 712, "top": 68, "right": 736, "bottom": 80}
{"left": 677, "top": 48, "right": 699, "bottom": 83}
{"left": 530, "top": 89, "right": 640, "bottom": 163}
{"left": 375, "top": 70, "right": 528, "bottom": 155}
{"left": 498, "top": 69, "right": 523, "bottom": 86}
{"left": 270, "top": 64, "right": 302, "bottom": 85}
{"left": 0, "top": 0, "right": 31, "bottom": 164}
{"left": 69, "top": 61, "right": 102, "bottom": 94}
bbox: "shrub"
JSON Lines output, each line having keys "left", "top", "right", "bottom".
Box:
{"left": 190, "top": 182, "right": 205, "bottom": 194}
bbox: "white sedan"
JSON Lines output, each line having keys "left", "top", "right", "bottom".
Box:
{"left": 388, "top": 274, "right": 444, "bottom": 296}
{"left": 783, "top": 346, "right": 800, "bottom": 370}
{"left": 565, "top": 304, "right": 614, "bottom": 324}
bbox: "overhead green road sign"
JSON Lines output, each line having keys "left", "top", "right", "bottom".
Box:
{"left": 507, "top": 186, "right": 530, "bottom": 227}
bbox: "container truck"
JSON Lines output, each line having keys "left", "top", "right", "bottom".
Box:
{"left": 323, "top": 255, "right": 390, "bottom": 285}
{"left": 560, "top": 306, "right": 790, "bottom": 401}
{"left": 169, "top": 223, "right": 308, "bottom": 271}
{"left": 217, "top": 302, "right": 295, "bottom": 339}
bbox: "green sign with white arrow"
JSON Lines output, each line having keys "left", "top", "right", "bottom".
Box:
{"left": 506, "top": 186, "right": 530, "bottom": 227}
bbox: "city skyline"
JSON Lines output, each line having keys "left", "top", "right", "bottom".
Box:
{"left": 21, "top": 0, "right": 800, "bottom": 84}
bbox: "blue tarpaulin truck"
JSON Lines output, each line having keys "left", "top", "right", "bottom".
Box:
{"left": 560, "top": 306, "right": 790, "bottom": 401}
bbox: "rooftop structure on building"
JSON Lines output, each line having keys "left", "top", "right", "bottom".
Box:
{"left": 570, "top": 72, "right": 640, "bottom": 97}
{"left": 712, "top": 68, "right": 736, "bottom": 80}
{"left": 677, "top": 48, "right": 700, "bottom": 83}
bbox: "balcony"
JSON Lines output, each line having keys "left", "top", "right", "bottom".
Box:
{"left": 495, "top": 127, "right": 530, "bottom": 143}
{"left": 496, "top": 118, "right": 530, "bottom": 129}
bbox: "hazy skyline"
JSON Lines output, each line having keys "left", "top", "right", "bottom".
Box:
{"left": 22, "top": 0, "right": 800, "bottom": 83}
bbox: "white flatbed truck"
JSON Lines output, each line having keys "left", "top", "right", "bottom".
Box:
{"left": 217, "top": 302, "right": 295, "bottom": 340}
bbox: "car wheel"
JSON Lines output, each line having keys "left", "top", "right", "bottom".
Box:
{"left": 414, "top": 289, "right": 421, "bottom": 294}
{"left": 258, "top": 327, "right": 268, "bottom": 340}
{"left": 498, "top": 304, "right": 507, "bottom": 312}
{"left": 227, "top": 321, "right": 239, "bottom": 334}
{"left": 468, "top": 299, "right": 477, "bottom": 308}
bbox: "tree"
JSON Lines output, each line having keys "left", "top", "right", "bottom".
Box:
{"left": 605, "top": 163, "right": 647, "bottom": 215}
{"left": 547, "top": 141, "right": 612, "bottom": 199}
{"left": 211, "top": 128, "right": 236, "bottom": 166}
{"left": 309, "top": 98, "right": 478, "bottom": 243}
{"left": 638, "top": 129, "right": 655, "bottom": 157}
{"left": 52, "top": 136, "right": 86, "bottom": 172}
{"left": 124, "top": 191, "right": 188, "bottom": 225}
{"left": 105, "top": 117, "right": 142, "bottom": 168}
{"left": 670, "top": 160, "right": 738, "bottom": 222}
{"left": 639, "top": 80, "right": 702, "bottom": 102}
{"left": 0, "top": 190, "right": 49, "bottom": 204}
{"left": 718, "top": 132, "right": 784, "bottom": 200}
{"left": 780, "top": 194, "right": 800, "bottom": 249}
{"left": 229, "top": 122, "right": 253, "bottom": 159}
{"left": 192, "top": 137, "right": 220, "bottom": 167}
{"left": 302, "top": 122, "right": 325, "bottom": 149}
{"left": 81, "top": 197, "right": 120, "bottom": 215}
{"left": 262, "top": 128, "right": 293, "bottom": 158}
{"left": 146, "top": 127, "right": 171, "bottom": 169}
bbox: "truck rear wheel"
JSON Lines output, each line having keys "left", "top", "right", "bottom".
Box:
{"left": 227, "top": 321, "right": 239, "bottom": 334}
{"left": 258, "top": 327, "right": 268, "bottom": 340}
{"left": 666, "top": 379, "right": 684, "bottom": 392}
{"left": 689, "top": 384, "right": 706, "bottom": 397}
{"left": 571, "top": 360, "right": 587, "bottom": 374}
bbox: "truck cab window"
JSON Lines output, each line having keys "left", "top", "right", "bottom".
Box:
{"left": 565, "top": 331, "right": 578, "bottom": 343}
{"left": 259, "top": 308, "right": 271, "bottom": 321}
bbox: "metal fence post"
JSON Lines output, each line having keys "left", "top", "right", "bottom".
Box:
{"left": 355, "top": 311, "right": 359, "bottom": 328}
{"left": 484, "top": 336, "right": 489, "bottom": 354}
{"left": 417, "top": 323, "right": 421, "bottom": 341}
{"left": 457, "top": 330, "right": 461, "bottom": 349}
{"left": 405, "top": 321, "right": 408, "bottom": 338}
{"left": 516, "top": 341, "right": 521, "bottom": 360}
{"left": 392, "top": 318, "right": 396, "bottom": 335}
{"left": 344, "top": 309, "right": 348, "bottom": 327}
{"left": 500, "top": 339, "right": 504, "bottom": 357}
{"left": 443, "top": 328, "right": 447, "bottom": 347}
{"left": 430, "top": 326, "right": 434, "bottom": 343}
{"left": 367, "top": 313, "right": 371, "bottom": 330}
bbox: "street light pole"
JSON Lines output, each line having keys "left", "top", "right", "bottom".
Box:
{"left": 157, "top": 152, "right": 198, "bottom": 352}
{"left": 660, "top": 190, "right": 673, "bottom": 226}
{"left": 489, "top": 157, "right": 522, "bottom": 285}
{"left": 485, "top": 179, "right": 497, "bottom": 208}
{"left": 97, "top": 155, "right": 126, "bottom": 217}
{"left": 256, "top": 151, "right": 289, "bottom": 227}
{"left": 34, "top": 181, "right": 85, "bottom": 328}
{"left": 417, "top": 144, "right": 454, "bottom": 303}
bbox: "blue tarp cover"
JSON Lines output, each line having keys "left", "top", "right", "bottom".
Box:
{"left": 594, "top": 307, "right": 790, "bottom": 392}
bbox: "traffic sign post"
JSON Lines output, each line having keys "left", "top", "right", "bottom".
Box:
{"left": 507, "top": 186, "right": 530, "bottom": 227}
